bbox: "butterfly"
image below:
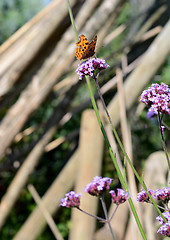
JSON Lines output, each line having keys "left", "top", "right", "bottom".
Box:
{"left": 75, "top": 35, "right": 97, "bottom": 60}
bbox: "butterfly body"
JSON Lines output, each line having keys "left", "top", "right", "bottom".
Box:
{"left": 75, "top": 35, "right": 97, "bottom": 60}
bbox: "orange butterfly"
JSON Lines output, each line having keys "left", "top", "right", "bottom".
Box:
{"left": 75, "top": 35, "right": 97, "bottom": 60}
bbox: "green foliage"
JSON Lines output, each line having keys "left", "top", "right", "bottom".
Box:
{"left": 0, "top": 0, "right": 44, "bottom": 44}
{"left": 1, "top": 190, "right": 35, "bottom": 239}
{"left": 161, "top": 56, "right": 170, "bottom": 84}
{"left": 57, "top": 220, "right": 70, "bottom": 238}
{"left": 116, "top": 2, "right": 131, "bottom": 25}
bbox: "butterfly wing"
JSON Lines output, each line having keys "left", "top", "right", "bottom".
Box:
{"left": 87, "top": 35, "right": 97, "bottom": 57}
{"left": 76, "top": 35, "right": 89, "bottom": 48}
{"left": 75, "top": 35, "right": 89, "bottom": 60}
{"left": 75, "top": 35, "right": 97, "bottom": 60}
{"left": 75, "top": 48, "right": 84, "bottom": 60}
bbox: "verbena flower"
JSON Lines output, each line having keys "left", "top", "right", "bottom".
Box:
{"left": 75, "top": 58, "right": 109, "bottom": 80}
{"left": 109, "top": 189, "right": 130, "bottom": 205}
{"left": 60, "top": 191, "right": 81, "bottom": 208}
{"left": 136, "top": 189, "right": 154, "bottom": 203}
{"left": 146, "top": 109, "right": 155, "bottom": 119}
{"left": 154, "top": 187, "right": 170, "bottom": 203}
{"left": 157, "top": 222, "right": 170, "bottom": 237}
{"left": 84, "top": 176, "right": 113, "bottom": 196}
{"left": 140, "top": 82, "right": 170, "bottom": 116}
{"left": 156, "top": 212, "right": 170, "bottom": 224}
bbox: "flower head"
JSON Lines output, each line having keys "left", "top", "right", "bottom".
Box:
{"left": 109, "top": 188, "right": 130, "bottom": 205}
{"left": 84, "top": 176, "right": 113, "bottom": 196}
{"left": 60, "top": 191, "right": 81, "bottom": 208}
{"left": 75, "top": 58, "right": 109, "bottom": 80}
{"left": 154, "top": 187, "right": 170, "bottom": 203}
{"left": 140, "top": 82, "right": 170, "bottom": 116}
{"left": 156, "top": 212, "right": 170, "bottom": 224}
{"left": 157, "top": 222, "right": 170, "bottom": 237}
{"left": 136, "top": 189, "right": 154, "bottom": 203}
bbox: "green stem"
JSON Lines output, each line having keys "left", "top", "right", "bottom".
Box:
{"left": 94, "top": 76, "right": 166, "bottom": 221}
{"left": 86, "top": 76, "right": 147, "bottom": 240}
{"left": 109, "top": 205, "right": 119, "bottom": 222}
{"left": 77, "top": 207, "right": 106, "bottom": 222}
{"left": 66, "top": 0, "right": 79, "bottom": 42}
{"left": 157, "top": 112, "right": 170, "bottom": 170}
{"left": 86, "top": 76, "right": 125, "bottom": 187}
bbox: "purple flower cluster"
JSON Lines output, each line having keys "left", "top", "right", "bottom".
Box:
{"left": 137, "top": 187, "right": 170, "bottom": 203}
{"left": 136, "top": 189, "right": 154, "bottom": 203}
{"left": 60, "top": 176, "right": 129, "bottom": 210}
{"left": 140, "top": 82, "right": 170, "bottom": 117}
{"left": 75, "top": 58, "right": 109, "bottom": 80}
{"left": 109, "top": 188, "right": 130, "bottom": 205}
{"left": 154, "top": 187, "right": 170, "bottom": 203}
{"left": 157, "top": 212, "right": 170, "bottom": 237}
{"left": 157, "top": 222, "right": 170, "bottom": 237}
{"left": 60, "top": 191, "right": 81, "bottom": 208}
{"left": 156, "top": 212, "right": 170, "bottom": 224}
{"left": 137, "top": 187, "right": 170, "bottom": 237}
{"left": 84, "top": 176, "right": 113, "bottom": 196}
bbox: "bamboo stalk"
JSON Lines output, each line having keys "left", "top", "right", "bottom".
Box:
{"left": 69, "top": 110, "right": 104, "bottom": 240}
{"left": 116, "top": 68, "right": 142, "bottom": 240}
{"left": 45, "top": 129, "right": 79, "bottom": 152}
{"left": 28, "top": 184, "right": 64, "bottom": 240}
{"left": 13, "top": 150, "right": 79, "bottom": 240}
{"left": 134, "top": 5, "right": 167, "bottom": 43}
{"left": 107, "top": 19, "right": 170, "bottom": 127}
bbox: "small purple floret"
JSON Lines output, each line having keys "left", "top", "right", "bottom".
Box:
{"left": 84, "top": 176, "right": 113, "bottom": 196}
{"left": 109, "top": 189, "right": 130, "bottom": 205}
{"left": 156, "top": 212, "right": 170, "bottom": 224}
{"left": 75, "top": 58, "right": 109, "bottom": 80}
{"left": 147, "top": 109, "right": 155, "bottom": 119}
{"left": 60, "top": 191, "right": 81, "bottom": 208}
{"left": 136, "top": 189, "right": 154, "bottom": 203}
{"left": 157, "top": 222, "right": 170, "bottom": 237}
{"left": 154, "top": 187, "right": 170, "bottom": 203}
{"left": 140, "top": 82, "right": 170, "bottom": 116}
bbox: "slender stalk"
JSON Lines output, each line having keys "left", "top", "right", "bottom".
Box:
{"left": 154, "top": 204, "right": 167, "bottom": 211}
{"left": 109, "top": 205, "right": 119, "bottom": 221}
{"left": 93, "top": 75, "right": 113, "bottom": 126}
{"left": 100, "top": 197, "right": 116, "bottom": 240}
{"left": 86, "top": 76, "right": 125, "bottom": 188}
{"left": 157, "top": 112, "right": 170, "bottom": 170}
{"left": 28, "top": 185, "right": 64, "bottom": 240}
{"left": 77, "top": 207, "right": 106, "bottom": 222}
{"left": 66, "top": 0, "right": 79, "bottom": 42}
{"left": 93, "top": 75, "right": 143, "bottom": 185}
{"left": 162, "top": 121, "right": 170, "bottom": 131}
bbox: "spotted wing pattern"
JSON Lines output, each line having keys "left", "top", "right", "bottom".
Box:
{"left": 75, "top": 35, "right": 97, "bottom": 60}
